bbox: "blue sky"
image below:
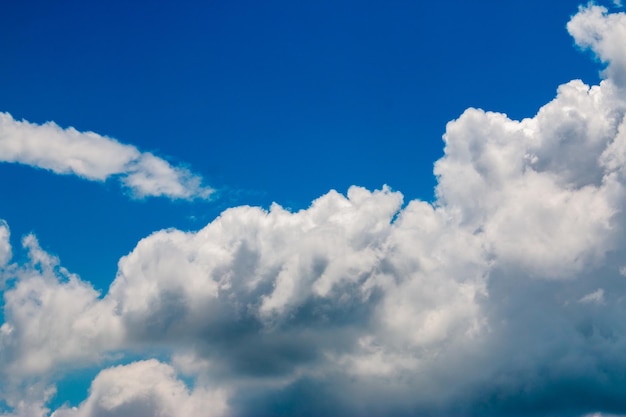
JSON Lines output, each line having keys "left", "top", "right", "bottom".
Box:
{"left": 0, "top": 0, "right": 602, "bottom": 287}
{"left": 2, "top": 1, "right": 626, "bottom": 416}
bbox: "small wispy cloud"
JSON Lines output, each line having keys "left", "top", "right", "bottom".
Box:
{"left": 0, "top": 113, "right": 212, "bottom": 200}
{"left": 579, "top": 288, "right": 605, "bottom": 304}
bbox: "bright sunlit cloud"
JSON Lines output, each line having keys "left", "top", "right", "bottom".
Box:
{"left": 0, "top": 113, "right": 212, "bottom": 200}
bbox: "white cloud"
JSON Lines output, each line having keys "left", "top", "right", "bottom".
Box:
{"left": 0, "top": 112, "right": 212, "bottom": 200}
{"left": 50, "top": 360, "right": 228, "bottom": 417}
{"left": 3, "top": 3, "right": 626, "bottom": 417}
{"left": 435, "top": 78, "right": 624, "bottom": 279}
{"left": 0, "top": 187, "right": 490, "bottom": 415}
{"left": 0, "top": 388, "right": 55, "bottom": 417}
{"left": 0, "top": 235, "right": 122, "bottom": 380}
{"left": 568, "top": 5, "right": 626, "bottom": 87}
{"left": 579, "top": 288, "right": 606, "bottom": 304}
{"left": 0, "top": 220, "right": 11, "bottom": 269}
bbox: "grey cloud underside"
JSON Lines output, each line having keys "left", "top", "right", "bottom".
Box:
{"left": 3, "top": 4, "right": 626, "bottom": 417}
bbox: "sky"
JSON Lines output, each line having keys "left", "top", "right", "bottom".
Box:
{"left": 1, "top": 1, "right": 626, "bottom": 416}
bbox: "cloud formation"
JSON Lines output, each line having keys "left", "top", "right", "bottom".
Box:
{"left": 0, "top": 113, "right": 212, "bottom": 200}
{"left": 568, "top": 4, "right": 626, "bottom": 87}
{"left": 2, "top": 3, "right": 626, "bottom": 417}
{"left": 51, "top": 360, "right": 228, "bottom": 417}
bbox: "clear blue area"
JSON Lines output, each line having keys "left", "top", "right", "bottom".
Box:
{"left": 0, "top": 0, "right": 607, "bottom": 294}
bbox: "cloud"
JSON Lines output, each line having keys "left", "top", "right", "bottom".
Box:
{"left": 0, "top": 112, "right": 212, "bottom": 200}
{"left": 108, "top": 185, "right": 485, "bottom": 366}
{"left": 0, "top": 232, "right": 124, "bottom": 417}
{"left": 0, "top": 221, "right": 11, "bottom": 269}
{"left": 568, "top": 4, "right": 626, "bottom": 87}
{"left": 0, "top": 235, "right": 123, "bottom": 378}
{"left": 434, "top": 79, "right": 624, "bottom": 279}
{"left": 2, "top": 3, "right": 626, "bottom": 417}
{"left": 50, "top": 360, "right": 228, "bottom": 417}
{"left": 580, "top": 288, "right": 606, "bottom": 304}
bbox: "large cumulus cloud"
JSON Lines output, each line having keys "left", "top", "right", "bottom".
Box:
{"left": 2, "top": 3, "right": 626, "bottom": 417}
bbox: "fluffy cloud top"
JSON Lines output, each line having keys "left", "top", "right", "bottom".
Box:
{"left": 0, "top": 113, "right": 212, "bottom": 200}
{"left": 568, "top": 4, "right": 626, "bottom": 87}
{"left": 3, "top": 3, "right": 626, "bottom": 417}
{"left": 51, "top": 360, "right": 228, "bottom": 417}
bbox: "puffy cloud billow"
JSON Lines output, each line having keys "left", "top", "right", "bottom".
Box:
{"left": 2, "top": 3, "right": 626, "bottom": 417}
{"left": 0, "top": 113, "right": 212, "bottom": 200}
{"left": 51, "top": 360, "right": 228, "bottom": 417}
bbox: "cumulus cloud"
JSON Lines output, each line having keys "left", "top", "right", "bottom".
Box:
{"left": 0, "top": 235, "right": 123, "bottom": 378}
{"left": 568, "top": 4, "right": 626, "bottom": 87}
{"left": 51, "top": 360, "right": 228, "bottom": 417}
{"left": 107, "top": 187, "right": 486, "bottom": 389}
{"left": 0, "top": 233, "right": 124, "bottom": 417}
{"left": 0, "top": 112, "right": 212, "bottom": 200}
{"left": 3, "top": 3, "right": 626, "bottom": 417}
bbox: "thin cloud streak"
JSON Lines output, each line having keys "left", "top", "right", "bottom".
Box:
{"left": 0, "top": 112, "right": 212, "bottom": 200}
